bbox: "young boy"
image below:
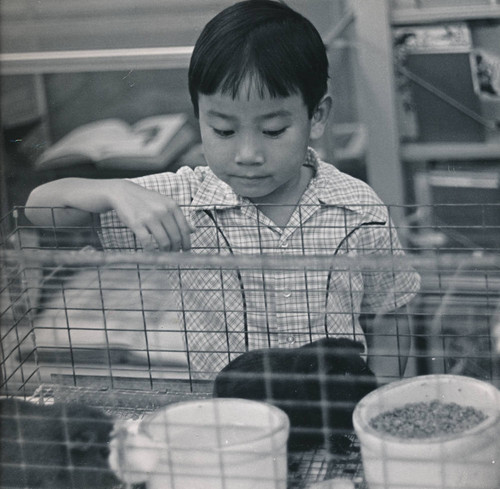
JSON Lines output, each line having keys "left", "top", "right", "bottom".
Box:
{"left": 25, "top": 0, "right": 420, "bottom": 380}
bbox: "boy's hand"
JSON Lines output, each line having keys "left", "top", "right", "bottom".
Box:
{"left": 110, "top": 181, "right": 196, "bottom": 252}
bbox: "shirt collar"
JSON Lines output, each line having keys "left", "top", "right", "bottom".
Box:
{"left": 310, "top": 152, "right": 387, "bottom": 223}
{"left": 190, "top": 170, "right": 241, "bottom": 210}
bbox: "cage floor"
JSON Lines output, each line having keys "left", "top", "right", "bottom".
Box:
{"left": 30, "top": 384, "right": 367, "bottom": 489}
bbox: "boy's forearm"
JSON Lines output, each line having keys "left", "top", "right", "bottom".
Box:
{"left": 364, "top": 306, "right": 411, "bottom": 382}
{"left": 25, "top": 178, "right": 121, "bottom": 226}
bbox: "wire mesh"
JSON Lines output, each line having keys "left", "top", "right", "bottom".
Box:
{"left": 1, "top": 203, "right": 500, "bottom": 488}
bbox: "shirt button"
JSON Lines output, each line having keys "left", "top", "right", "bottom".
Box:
{"left": 287, "top": 335, "right": 295, "bottom": 344}
{"left": 281, "top": 240, "right": 289, "bottom": 248}
{"left": 283, "top": 290, "right": 292, "bottom": 298}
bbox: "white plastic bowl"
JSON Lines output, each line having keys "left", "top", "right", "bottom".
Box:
{"left": 111, "top": 398, "right": 290, "bottom": 489}
{"left": 353, "top": 374, "right": 500, "bottom": 489}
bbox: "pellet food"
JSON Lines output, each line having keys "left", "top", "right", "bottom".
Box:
{"left": 369, "top": 399, "right": 488, "bottom": 439}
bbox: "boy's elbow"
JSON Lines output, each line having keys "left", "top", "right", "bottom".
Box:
{"left": 24, "top": 183, "right": 76, "bottom": 227}
{"left": 23, "top": 206, "right": 37, "bottom": 225}
{"left": 24, "top": 187, "right": 48, "bottom": 225}
{"left": 24, "top": 206, "right": 52, "bottom": 227}
{"left": 25, "top": 179, "right": 96, "bottom": 227}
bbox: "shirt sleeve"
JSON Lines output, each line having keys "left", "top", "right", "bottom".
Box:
{"left": 98, "top": 167, "right": 198, "bottom": 251}
{"left": 358, "top": 217, "right": 421, "bottom": 315}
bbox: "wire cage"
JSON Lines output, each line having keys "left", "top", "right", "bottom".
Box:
{"left": 1, "top": 203, "right": 500, "bottom": 489}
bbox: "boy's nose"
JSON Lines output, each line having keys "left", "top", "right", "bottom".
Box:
{"left": 235, "top": 134, "right": 264, "bottom": 165}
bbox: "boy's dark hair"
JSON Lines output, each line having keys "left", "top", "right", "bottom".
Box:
{"left": 188, "top": 0, "right": 329, "bottom": 119}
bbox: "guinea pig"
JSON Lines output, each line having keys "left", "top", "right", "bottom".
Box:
{"left": 0, "top": 398, "right": 119, "bottom": 489}
{"left": 213, "top": 337, "right": 378, "bottom": 452}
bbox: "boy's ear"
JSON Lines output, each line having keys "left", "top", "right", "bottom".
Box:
{"left": 309, "top": 95, "right": 332, "bottom": 140}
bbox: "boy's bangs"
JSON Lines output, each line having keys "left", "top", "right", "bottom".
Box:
{"left": 220, "top": 67, "right": 298, "bottom": 102}
{"left": 203, "top": 41, "right": 300, "bottom": 102}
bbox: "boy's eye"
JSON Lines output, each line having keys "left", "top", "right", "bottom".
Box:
{"left": 213, "top": 128, "right": 235, "bottom": 138}
{"left": 263, "top": 128, "right": 287, "bottom": 138}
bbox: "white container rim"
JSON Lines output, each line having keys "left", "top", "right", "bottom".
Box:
{"left": 142, "top": 397, "right": 290, "bottom": 452}
{"left": 353, "top": 374, "right": 500, "bottom": 446}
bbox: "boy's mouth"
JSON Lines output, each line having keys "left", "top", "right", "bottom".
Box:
{"left": 233, "top": 174, "right": 269, "bottom": 180}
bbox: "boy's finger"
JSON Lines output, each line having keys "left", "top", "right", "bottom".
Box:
{"left": 147, "top": 222, "right": 172, "bottom": 251}
{"left": 172, "top": 208, "right": 194, "bottom": 250}
{"left": 134, "top": 225, "right": 155, "bottom": 251}
{"left": 164, "top": 220, "right": 184, "bottom": 252}
{"left": 173, "top": 206, "right": 196, "bottom": 233}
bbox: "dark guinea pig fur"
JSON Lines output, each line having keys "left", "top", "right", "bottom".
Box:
{"left": 0, "top": 398, "right": 119, "bottom": 489}
{"left": 213, "top": 337, "right": 378, "bottom": 452}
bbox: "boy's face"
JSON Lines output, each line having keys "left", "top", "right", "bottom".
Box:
{"left": 198, "top": 82, "right": 321, "bottom": 205}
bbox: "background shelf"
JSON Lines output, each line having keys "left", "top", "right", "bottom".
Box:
{"left": 402, "top": 139, "right": 500, "bottom": 162}
{"left": 392, "top": 5, "right": 500, "bottom": 25}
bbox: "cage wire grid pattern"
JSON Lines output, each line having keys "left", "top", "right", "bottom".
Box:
{"left": 1, "top": 203, "right": 500, "bottom": 489}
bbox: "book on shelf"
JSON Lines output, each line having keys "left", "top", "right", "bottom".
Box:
{"left": 35, "top": 113, "right": 197, "bottom": 172}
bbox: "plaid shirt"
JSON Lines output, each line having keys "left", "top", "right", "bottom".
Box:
{"left": 99, "top": 148, "right": 420, "bottom": 378}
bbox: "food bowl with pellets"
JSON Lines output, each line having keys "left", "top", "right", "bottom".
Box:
{"left": 353, "top": 374, "right": 500, "bottom": 489}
